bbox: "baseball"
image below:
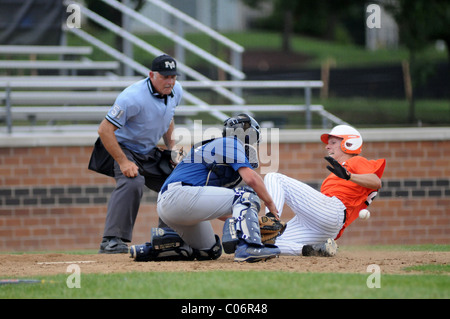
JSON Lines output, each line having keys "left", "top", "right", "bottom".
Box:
{"left": 359, "top": 209, "right": 370, "bottom": 220}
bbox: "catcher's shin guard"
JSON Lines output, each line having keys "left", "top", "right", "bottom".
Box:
{"left": 130, "top": 228, "right": 194, "bottom": 262}
{"left": 129, "top": 242, "right": 195, "bottom": 261}
{"left": 131, "top": 229, "right": 222, "bottom": 262}
{"left": 235, "top": 206, "right": 262, "bottom": 246}
{"left": 151, "top": 227, "right": 183, "bottom": 250}
{"left": 222, "top": 186, "right": 264, "bottom": 253}
{"left": 222, "top": 217, "right": 239, "bottom": 254}
{"left": 193, "top": 235, "right": 223, "bottom": 260}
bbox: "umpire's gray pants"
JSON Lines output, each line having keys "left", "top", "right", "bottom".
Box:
{"left": 157, "top": 183, "right": 235, "bottom": 251}
{"left": 103, "top": 148, "right": 166, "bottom": 242}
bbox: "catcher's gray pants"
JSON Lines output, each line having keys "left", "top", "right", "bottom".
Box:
{"left": 103, "top": 148, "right": 166, "bottom": 242}
{"left": 157, "top": 182, "right": 235, "bottom": 251}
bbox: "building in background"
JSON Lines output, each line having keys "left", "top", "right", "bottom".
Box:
{"left": 132, "top": 0, "right": 272, "bottom": 33}
{"left": 365, "top": 1, "right": 399, "bottom": 51}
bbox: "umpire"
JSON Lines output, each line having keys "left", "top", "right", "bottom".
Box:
{"left": 89, "top": 54, "right": 183, "bottom": 254}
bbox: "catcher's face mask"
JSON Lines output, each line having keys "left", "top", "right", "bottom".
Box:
{"left": 222, "top": 113, "right": 261, "bottom": 168}
{"left": 222, "top": 113, "right": 261, "bottom": 145}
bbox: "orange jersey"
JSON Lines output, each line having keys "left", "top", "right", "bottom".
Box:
{"left": 321, "top": 156, "right": 386, "bottom": 239}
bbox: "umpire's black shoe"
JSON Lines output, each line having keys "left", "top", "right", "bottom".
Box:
{"left": 98, "top": 237, "right": 129, "bottom": 254}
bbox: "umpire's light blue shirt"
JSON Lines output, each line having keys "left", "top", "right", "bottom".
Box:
{"left": 105, "top": 78, "right": 182, "bottom": 155}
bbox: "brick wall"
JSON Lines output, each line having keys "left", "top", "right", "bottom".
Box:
{"left": 0, "top": 128, "right": 449, "bottom": 251}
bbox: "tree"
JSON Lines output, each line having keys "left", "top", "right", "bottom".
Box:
{"left": 241, "top": 0, "right": 363, "bottom": 51}
{"left": 85, "top": 0, "right": 145, "bottom": 51}
{"left": 385, "top": 0, "right": 450, "bottom": 123}
{"left": 85, "top": 0, "right": 145, "bottom": 27}
{"left": 241, "top": 0, "right": 295, "bottom": 52}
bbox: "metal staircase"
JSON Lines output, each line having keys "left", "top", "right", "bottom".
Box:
{"left": 0, "top": 0, "right": 348, "bottom": 133}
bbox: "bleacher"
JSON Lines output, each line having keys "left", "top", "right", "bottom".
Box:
{"left": 0, "top": 43, "right": 335, "bottom": 133}
{"left": 0, "top": 45, "right": 118, "bottom": 75}
{"left": 0, "top": 1, "right": 346, "bottom": 134}
{"left": 0, "top": 43, "right": 139, "bottom": 132}
{"left": 0, "top": 44, "right": 109, "bottom": 131}
{"left": 0, "top": 70, "right": 334, "bottom": 133}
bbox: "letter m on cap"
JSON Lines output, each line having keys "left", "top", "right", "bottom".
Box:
{"left": 165, "top": 61, "right": 175, "bottom": 69}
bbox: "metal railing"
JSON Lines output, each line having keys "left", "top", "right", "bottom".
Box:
{"left": 0, "top": 2, "right": 349, "bottom": 133}
{"left": 64, "top": 0, "right": 243, "bottom": 121}
{"left": 144, "top": 0, "right": 244, "bottom": 92}
{"left": 1, "top": 78, "right": 348, "bottom": 133}
{"left": 104, "top": 0, "right": 245, "bottom": 80}
{"left": 146, "top": 0, "right": 244, "bottom": 54}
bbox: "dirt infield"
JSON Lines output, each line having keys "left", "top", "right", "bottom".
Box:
{"left": 1, "top": 250, "right": 448, "bottom": 277}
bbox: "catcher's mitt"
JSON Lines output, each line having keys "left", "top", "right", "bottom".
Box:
{"left": 259, "top": 212, "right": 287, "bottom": 244}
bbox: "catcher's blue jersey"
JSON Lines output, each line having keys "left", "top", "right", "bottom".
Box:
{"left": 161, "top": 137, "right": 252, "bottom": 191}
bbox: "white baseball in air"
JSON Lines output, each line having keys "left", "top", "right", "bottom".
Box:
{"left": 359, "top": 209, "right": 370, "bottom": 220}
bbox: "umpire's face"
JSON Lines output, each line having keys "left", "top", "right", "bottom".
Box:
{"left": 150, "top": 71, "right": 176, "bottom": 96}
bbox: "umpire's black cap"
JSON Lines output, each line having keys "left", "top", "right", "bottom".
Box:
{"left": 151, "top": 54, "right": 179, "bottom": 76}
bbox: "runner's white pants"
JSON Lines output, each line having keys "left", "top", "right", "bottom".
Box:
{"left": 264, "top": 173, "right": 346, "bottom": 255}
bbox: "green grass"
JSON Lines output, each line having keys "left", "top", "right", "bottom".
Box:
{"left": 1, "top": 245, "right": 449, "bottom": 299}
{"left": 404, "top": 264, "right": 450, "bottom": 274}
{"left": 8, "top": 30, "right": 448, "bottom": 128}
{"left": 243, "top": 96, "right": 450, "bottom": 128}
{"left": 341, "top": 244, "right": 450, "bottom": 252}
{"left": 67, "top": 29, "right": 447, "bottom": 68}
{"left": 1, "top": 271, "right": 448, "bottom": 299}
{"left": 8, "top": 96, "right": 450, "bottom": 129}
{"left": 169, "top": 89, "right": 450, "bottom": 127}
{"left": 319, "top": 98, "right": 450, "bottom": 127}
{"left": 226, "top": 31, "right": 445, "bottom": 67}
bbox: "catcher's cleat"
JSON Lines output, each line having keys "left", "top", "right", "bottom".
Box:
{"left": 129, "top": 243, "right": 153, "bottom": 261}
{"left": 234, "top": 241, "right": 280, "bottom": 263}
{"left": 194, "top": 235, "right": 223, "bottom": 261}
{"left": 302, "top": 238, "right": 338, "bottom": 257}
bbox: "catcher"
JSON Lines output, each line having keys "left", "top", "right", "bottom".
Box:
{"left": 129, "top": 114, "right": 284, "bottom": 263}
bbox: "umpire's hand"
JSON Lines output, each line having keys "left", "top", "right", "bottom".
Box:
{"left": 120, "top": 159, "right": 139, "bottom": 178}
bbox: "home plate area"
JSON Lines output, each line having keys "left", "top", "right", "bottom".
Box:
{"left": 0, "top": 250, "right": 447, "bottom": 277}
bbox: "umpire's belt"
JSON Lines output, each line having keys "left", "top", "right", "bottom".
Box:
{"left": 160, "top": 181, "right": 192, "bottom": 195}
